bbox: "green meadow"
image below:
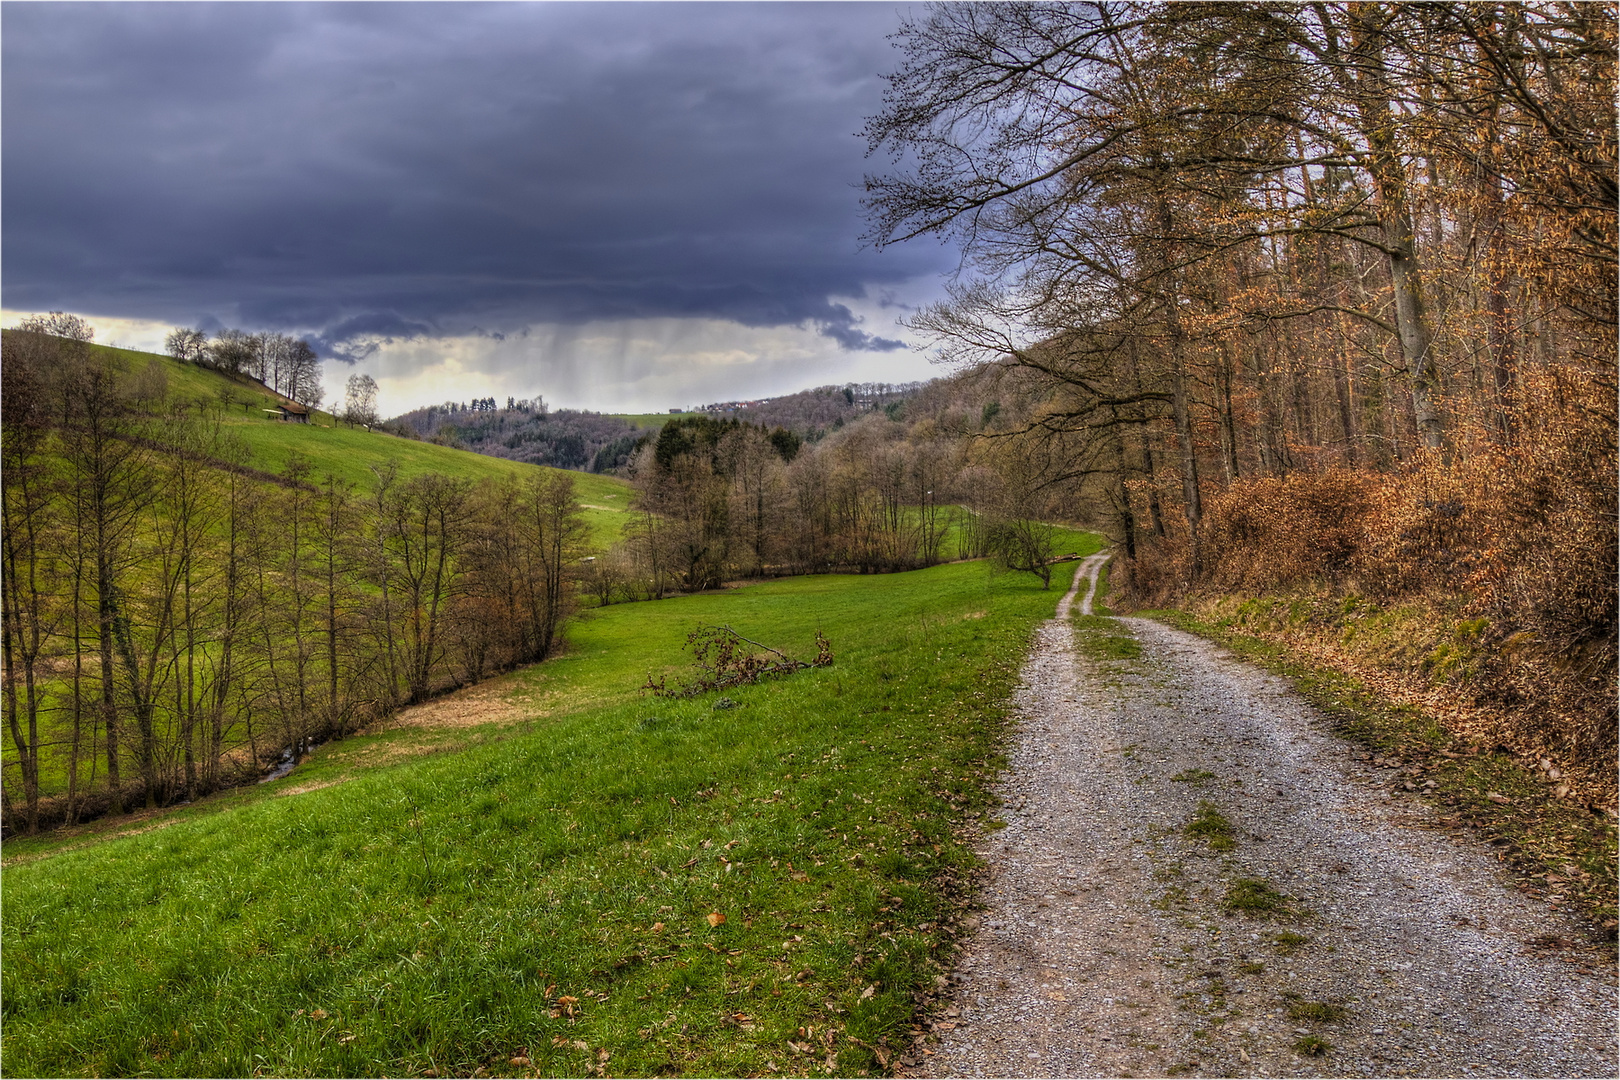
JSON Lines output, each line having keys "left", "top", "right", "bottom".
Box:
{"left": 3, "top": 533, "right": 1103, "bottom": 1078}
{"left": 86, "top": 341, "right": 637, "bottom": 547}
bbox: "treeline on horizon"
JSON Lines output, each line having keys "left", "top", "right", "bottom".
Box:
{"left": 863, "top": 3, "right": 1615, "bottom": 786}
{"left": 393, "top": 399, "right": 650, "bottom": 473}
{"left": 387, "top": 382, "right": 937, "bottom": 475}
{"left": 1, "top": 324, "right": 587, "bottom": 833}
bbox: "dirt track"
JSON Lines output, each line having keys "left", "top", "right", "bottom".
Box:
{"left": 920, "top": 560, "right": 1615, "bottom": 1078}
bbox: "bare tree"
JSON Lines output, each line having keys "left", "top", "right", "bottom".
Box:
{"left": 312, "top": 473, "right": 364, "bottom": 738}
{"left": 344, "top": 373, "right": 380, "bottom": 430}
{"left": 977, "top": 440, "right": 1060, "bottom": 589}
{"left": 286, "top": 340, "right": 323, "bottom": 408}
{"left": 208, "top": 330, "right": 253, "bottom": 377}
{"left": 17, "top": 312, "right": 94, "bottom": 341}
{"left": 1, "top": 333, "right": 64, "bottom": 830}
{"left": 164, "top": 328, "right": 209, "bottom": 365}
{"left": 378, "top": 474, "right": 471, "bottom": 702}
{"left": 55, "top": 350, "right": 150, "bottom": 814}
{"left": 518, "top": 471, "right": 587, "bottom": 661}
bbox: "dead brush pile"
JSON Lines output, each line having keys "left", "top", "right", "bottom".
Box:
{"left": 1120, "top": 371, "right": 1617, "bottom": 809}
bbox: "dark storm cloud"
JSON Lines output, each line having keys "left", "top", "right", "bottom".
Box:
{"left": 2, "top": 2, "right": 942, "bottom": 355}
{"left": 815, "top": 304, "right": 905, "bottom": 351}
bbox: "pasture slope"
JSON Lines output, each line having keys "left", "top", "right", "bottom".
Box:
{"left": 84, "top": 341, "right": 636, "bottom": 547}
{"left": 2, "top": 532, "right": 1104, "bottom": 1078}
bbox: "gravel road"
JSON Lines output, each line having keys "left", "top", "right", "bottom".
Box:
{"left": 921, "top": 560, "right": 1616, "bottom": 1078}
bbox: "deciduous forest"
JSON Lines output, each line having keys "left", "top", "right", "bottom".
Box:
{"left": 2, "top": 323, "right": 587, "bottom": 831}
{"left": 855, "top": 1, "right": 1616, "bottom": 804}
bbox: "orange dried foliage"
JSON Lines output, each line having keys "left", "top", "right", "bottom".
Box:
{"left": 1201, "top": 470, "right": 1376, "bottom": 593}
{"left": 1120, "top": 369, "right": 1616, "bottom": 787}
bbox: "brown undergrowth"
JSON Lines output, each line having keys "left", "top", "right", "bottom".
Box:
{"left": 1116, "top": 369, "right": 1617, "bottom": 808}
{"left": 1179, "top": 590, "right": 1616, "bottom": 815}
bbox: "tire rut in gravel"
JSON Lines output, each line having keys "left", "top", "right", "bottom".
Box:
{"left": 919, "top": 592, "right": 1615, "bottom": 1079}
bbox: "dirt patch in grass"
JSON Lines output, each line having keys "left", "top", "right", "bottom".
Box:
{"left": 321, "top": 737, "right": 464, "bottom": 773}
{"left": 384, "top": 681, "right": 533, "bottom": 732}
{"left": 275, "top": 779, "right": 350, "bottom": 798}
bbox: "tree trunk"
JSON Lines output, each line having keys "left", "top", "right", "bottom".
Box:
{"left": 1348, "top": 6, "right": 1445, "bottom": 451}
{"left": 1216, "top": 340, "right": 1242, "bottom": 483}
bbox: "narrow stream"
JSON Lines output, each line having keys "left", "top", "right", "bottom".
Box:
{"left": 259, "top": 739, "right": 319, "bottom": 783}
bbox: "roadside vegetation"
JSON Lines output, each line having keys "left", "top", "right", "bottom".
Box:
{"left": 2, "top": 551, "right": 1091, "bottom": 1078}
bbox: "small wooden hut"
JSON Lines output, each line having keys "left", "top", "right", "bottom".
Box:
{"left": 263, "top": 401, "right": 310, "bottom": 423}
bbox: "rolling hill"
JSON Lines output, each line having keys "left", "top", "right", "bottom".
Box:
{"left": 74, "top": 341, "right": 637, "bottom": 549}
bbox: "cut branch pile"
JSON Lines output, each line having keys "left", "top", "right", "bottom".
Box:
{"left": 642, "top": 625, "right": 832, "bottom": 699}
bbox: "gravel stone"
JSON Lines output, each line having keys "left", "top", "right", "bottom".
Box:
{"left": 921, "top": 557, "right": 1616, "bottom": 1078}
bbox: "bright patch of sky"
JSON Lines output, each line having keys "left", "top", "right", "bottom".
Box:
{"left": 4, "top": 278, "right": 941, "bottom": 416}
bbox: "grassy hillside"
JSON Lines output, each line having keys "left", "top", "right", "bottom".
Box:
{"left": 2, "top": 532, "right": 1102, "bottom": 1078}
{"left": 86, "top": 342, "right": 636, "bottom": 547}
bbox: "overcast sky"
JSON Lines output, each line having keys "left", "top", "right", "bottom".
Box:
{"left": 2, "top": 2, "right": 953, "bottom": 414}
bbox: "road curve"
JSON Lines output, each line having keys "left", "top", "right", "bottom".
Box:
{"left": 1057, "top": 552, "right": 1111, "bottom": 619}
